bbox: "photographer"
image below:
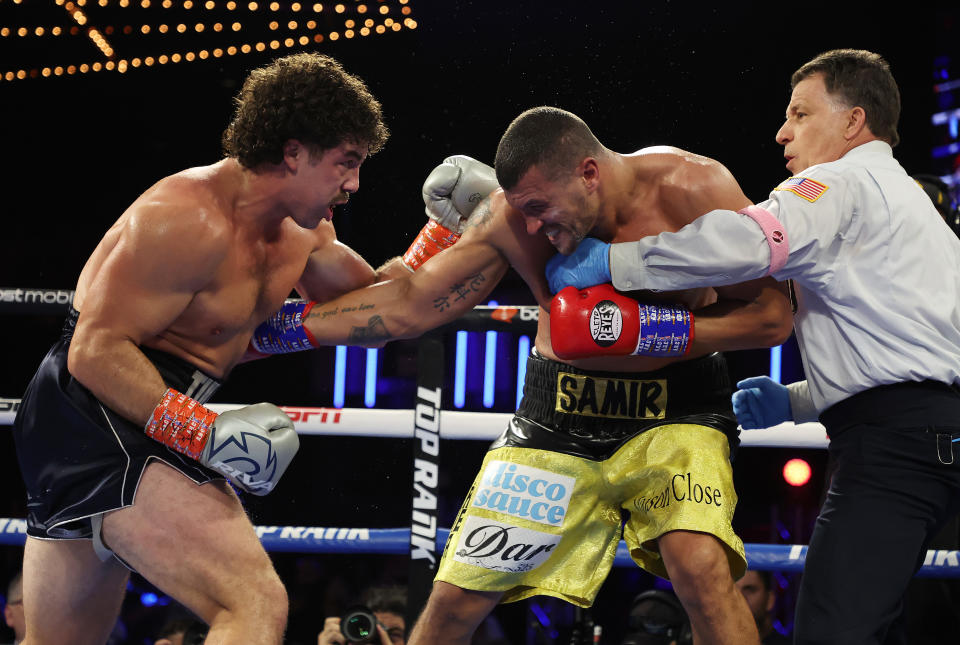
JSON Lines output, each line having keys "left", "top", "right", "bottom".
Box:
{"left": 317, "top": 586, "right": 406, "bottom": 645}
{"left": 913, "top": 173, "right": 959, "bottom": 233}
{"left": 620, "top": 590, "right": 692, "bottom": 645}
{"left": 154, "top": 617, "right": 208, "bottom": 645}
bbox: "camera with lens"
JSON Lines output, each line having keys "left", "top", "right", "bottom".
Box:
{"left": 914, "top": 173, "right": 960, "bottom": 238}
{"left": 340, "top": 605, "right": 382, "bottom": 644}
{"left": 182, "top": 622, "right": 209, "bottom": 645}
{"left": 620, "top": 590, "right": 692, "bottom": 645}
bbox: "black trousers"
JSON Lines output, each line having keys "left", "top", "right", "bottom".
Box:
{"left": 794, "top": 382, "right": 960, "bottom": 645}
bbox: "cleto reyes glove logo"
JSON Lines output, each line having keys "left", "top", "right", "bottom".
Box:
{"left": 589, "top": 300, "right": 623, "bottom": 347}
{"left": 211, "top": 461, "right": 275, "bottom": 493}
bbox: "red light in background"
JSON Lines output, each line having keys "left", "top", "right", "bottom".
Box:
{"left": 783, "top": 458, "right": 812, "bottom": 487}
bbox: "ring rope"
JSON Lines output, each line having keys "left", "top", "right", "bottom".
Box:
{"left": 0, "top": 399, "right": 829, "bottom": 447}
{"left": 0, "top": 518, "right": 955, "bottom": 577}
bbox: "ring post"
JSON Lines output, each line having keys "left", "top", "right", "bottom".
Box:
{"left": 407, "top": 332, "right": 445, "bottom": 627}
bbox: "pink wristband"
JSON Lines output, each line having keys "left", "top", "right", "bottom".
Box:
{"left": 737, "top": 205, "right": 789, "bottom": 275}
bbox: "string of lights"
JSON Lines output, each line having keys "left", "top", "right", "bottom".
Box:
{"left": 0, "top": 0, "right": 416, "bottom": 81}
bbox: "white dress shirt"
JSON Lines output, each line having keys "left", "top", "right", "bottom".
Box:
{"left": 609, "top": 140, "right": 960, "bottom": 412}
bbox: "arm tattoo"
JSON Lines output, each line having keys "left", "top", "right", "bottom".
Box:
{"left": 463, "top": 196, "right": 495, "bottom": 231}
{"left": 347, "top": 315, "right": 392, "bottom": 344}
{"left": 433, "top": 271, "right": 488, "bottom": 311}
{"left": 307, "top": 303, "right": 376, "bottom": 320}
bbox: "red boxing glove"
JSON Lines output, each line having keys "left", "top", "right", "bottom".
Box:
{"left": 549, "top": 284, "right": 693, "bottom": 360}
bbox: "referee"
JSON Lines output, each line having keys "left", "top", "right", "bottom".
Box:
{"left": 544, "top": 49, "right": 960, "bottom": 645}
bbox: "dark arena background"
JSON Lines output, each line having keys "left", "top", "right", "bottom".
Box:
{"left": 2, "top": 1, "right": 960, "bottom": 643}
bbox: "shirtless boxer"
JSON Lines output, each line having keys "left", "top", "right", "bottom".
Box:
{"left": 289, "top": 107, "right": 794, "bottom": 644}
{"left": 10, "top": 53, "right": 400, "bottom": 645}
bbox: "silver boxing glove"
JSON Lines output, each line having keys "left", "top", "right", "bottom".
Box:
{"left": 201, "top": 402, "right": 300, "bottom": 496}
{"left": 421, "top": 155, "right": 500, "bottom": 234}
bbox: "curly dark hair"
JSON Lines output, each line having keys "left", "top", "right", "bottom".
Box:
{"left": 222, "top": 52, "right": 389, "bottom": 168}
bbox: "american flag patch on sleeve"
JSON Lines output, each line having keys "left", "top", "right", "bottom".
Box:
{"left": 775, "top": 176, "right": 829, "bottom": 202}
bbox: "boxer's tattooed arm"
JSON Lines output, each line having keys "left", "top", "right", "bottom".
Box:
{"left": 432, "top": 271, "right": 488, "bottom": 311}
{"left": 305, "top": 304, "right": 395, "bottom": 343}
{"left": 309, "top": 303, "right": 376, "bottom": 321}
{"left": 307, "top": 269, "right": 492, "bottom": 342}
{"left": 347, "top": 315, "right": 391, "bottom": 344}
{"left": 463, "top": 196, "right": 495, "bottom": 232}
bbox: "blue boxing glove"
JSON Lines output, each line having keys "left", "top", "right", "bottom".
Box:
{"left": 731, "top": 376, "right": 792, "bottom": 429}
{"left": 545, "top": 237, "right": 612, "bottom": 294}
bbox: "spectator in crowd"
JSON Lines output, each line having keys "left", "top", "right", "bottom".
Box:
{"left": 317, "top": 586, "right": 406, "bottom": 645}
{"left": 153, "top": 617, "right": 208, "bottom": 645}
{"left": 2, "top": 572, "right": 24, "bottom": 645}
{"left": 736, "top": 570, "right": 790, "bottom": 645}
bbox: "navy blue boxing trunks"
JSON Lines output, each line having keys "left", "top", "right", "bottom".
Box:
{"left": 13, "top": 306, "right": 224, "bottom": 541}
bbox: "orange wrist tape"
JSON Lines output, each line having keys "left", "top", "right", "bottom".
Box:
{"left": 402, "top": 220, "right": 461, "bottom": 271}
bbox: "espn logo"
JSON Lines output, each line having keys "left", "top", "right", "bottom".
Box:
{"left": 280, "top": 407, "right": 341, "bottom": 423}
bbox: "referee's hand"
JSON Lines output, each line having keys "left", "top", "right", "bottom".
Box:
{"left": 732, "top": 376, "right": 792, "bottom": 429}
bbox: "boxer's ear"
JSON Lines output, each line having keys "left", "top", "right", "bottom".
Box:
{"left": 283, "top": 139, "right": 304, "bottom": 171}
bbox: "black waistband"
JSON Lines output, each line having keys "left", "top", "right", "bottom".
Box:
{"left": 62, "top": 306, "right": 221, "bottom": 404}
{"left": 515, "top": 351, "right": 735, "bottom": 433}
{"left": 819, "top": 380, "right": 960, "bottom": 433}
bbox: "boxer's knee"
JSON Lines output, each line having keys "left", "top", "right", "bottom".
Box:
{"left": 234, "top": 559, "right": 288, "bottom": 621}
{"left": 253, "top": 568, "right": 289, "bottom": 630}
{"left": 659, "top": 531, "right": 734, "bottom": 607}
{"left": 412, "top": 582, "right": 499, "bottom": 640}
{"left": 206, "top": 563, "right": 287, "bottom": 635}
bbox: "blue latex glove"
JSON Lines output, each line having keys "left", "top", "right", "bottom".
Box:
{"left": 731, "top": 376, "right": 792, "bottom": 429}
{"left": 545, "top": 237, "right": 612, "bottom": 294}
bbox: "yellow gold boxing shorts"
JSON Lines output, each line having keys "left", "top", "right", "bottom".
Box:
{"left": 435, "top": 351, "right": 746, "bottom": 607}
